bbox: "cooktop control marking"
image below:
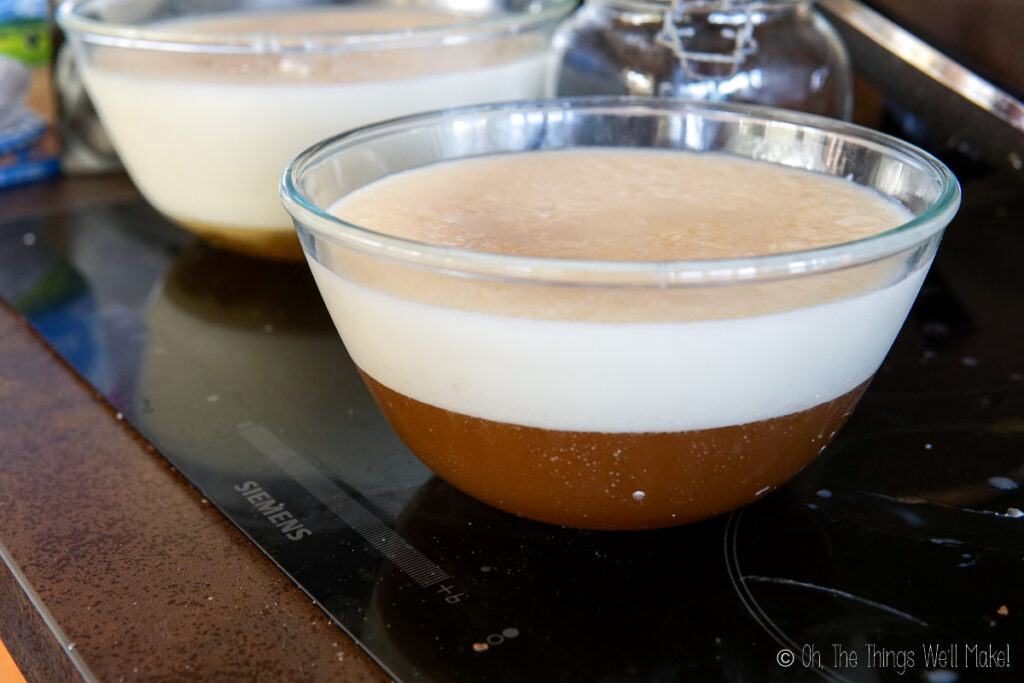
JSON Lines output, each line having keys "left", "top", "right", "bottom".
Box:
{"left": 237, "top": 421, "right": 450, "bottom": 588}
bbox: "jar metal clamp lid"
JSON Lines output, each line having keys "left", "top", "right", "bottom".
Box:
{"left": 655, "top": 0, "right": 765, "bottom": 80}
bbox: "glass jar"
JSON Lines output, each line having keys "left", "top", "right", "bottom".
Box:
{"left": 554, "top": 0, "right": 852, "bottom": 118}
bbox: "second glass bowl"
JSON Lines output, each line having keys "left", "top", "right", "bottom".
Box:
{"left": 57, "top": 0, "right": 575, "bottom": 259}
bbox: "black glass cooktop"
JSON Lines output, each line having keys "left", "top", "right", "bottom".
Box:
{"left": 0, "top": 168, "right": 1021, "bottom": 682}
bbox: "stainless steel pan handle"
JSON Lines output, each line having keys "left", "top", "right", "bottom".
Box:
{"left": 818, "top": 0, "right": 1024, "bottom": 175}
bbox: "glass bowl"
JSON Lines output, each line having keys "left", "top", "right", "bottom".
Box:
{"left": 56, "top": 0, "right": 574, "bottom": 259}
{"left": 281, "top": 97, "right": 960, "bottom": 530}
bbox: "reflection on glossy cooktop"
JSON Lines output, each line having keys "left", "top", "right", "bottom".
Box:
{"left": 0, "top": 168, "right": 1021, "bottom": 681}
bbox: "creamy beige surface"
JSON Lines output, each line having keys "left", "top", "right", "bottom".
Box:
{"left": 331, "top": 148, "right": 911, "bottom": 260}
{"left": 169, "top": 6, "right": 466, "bottom": 32}
{"left": 81, "top": 7, "right": 554, "bottom": 235}
{"left": 311, "top": 148, "right": 931, "bottom": 432}
{"left": 92, "top": 7, "right": 544, "bottom": 84}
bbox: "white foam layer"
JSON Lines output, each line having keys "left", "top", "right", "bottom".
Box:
{"left": 81, "top": 38, "right": 551, "bottom": 229}
{"left": 309, "top": 258, "right": 929, "bottom": 433}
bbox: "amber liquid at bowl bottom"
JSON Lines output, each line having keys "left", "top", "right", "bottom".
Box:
{"left": 361, "top": 371, "right": 869, "bottom": 530}
{"left": 175, "top": 217, "right": 304, "bottom": 261}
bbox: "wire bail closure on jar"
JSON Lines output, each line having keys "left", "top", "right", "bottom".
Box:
{"left": 655, "top": 0, "right": 759, "bottom": 80}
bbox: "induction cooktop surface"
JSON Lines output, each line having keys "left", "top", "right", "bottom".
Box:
{"left": 0, "top": 167, "right": 1020, "bottom": 682}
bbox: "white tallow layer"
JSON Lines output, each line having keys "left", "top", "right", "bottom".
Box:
{"left": 310, "top": 258, "right": 929, "bottom": 433}
{"left": 81, "top": 54, "right": 551, "bottom": 230}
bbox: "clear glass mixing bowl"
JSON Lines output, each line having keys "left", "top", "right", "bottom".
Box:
{"left": 57, "top": 0, "right": 575, "bottom": 259}
{"left": 281, "top": 97, "right": 959, "bottom": 529}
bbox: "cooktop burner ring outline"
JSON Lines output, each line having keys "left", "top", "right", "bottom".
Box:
{"left": 725, "top": 508, "right": 854, "bottom": 682}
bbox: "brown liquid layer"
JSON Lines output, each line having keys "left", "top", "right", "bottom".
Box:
{"left": 175, "top": 218, "right": 303, "bottom": 261}
{"left": 361, "top": 372, "right": 869, "bottom": 530}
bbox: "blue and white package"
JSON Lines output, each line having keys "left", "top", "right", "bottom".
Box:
{"left": 0, "top": 0, "right": 60, "bottom": 188}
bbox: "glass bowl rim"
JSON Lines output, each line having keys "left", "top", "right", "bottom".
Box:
{"left": 280, "top": 96, "right": 961, "bottom": 287}
{"left": 55, "top": 0, "right": 576, "bottom": 53}
{"left": 587, "top": 0, "right": 802, "bottom": 15}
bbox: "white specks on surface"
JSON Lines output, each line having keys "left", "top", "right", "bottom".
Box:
{"left": 922, "top": 322, "right": 950, "bottom": 337}
{"left": 632, "top": 490, "right": 646, "bottom": 501}
{"left": 811, "top": 64, "right": 827, "bottom": 89}
{"left": 988, "top": 476, "right": 1019, "bottom": 491}
{"left": 816, "top": 489, "right": 832, "bottom": 499}
{"left": 206, "top": 394, "right": 220, "bottom": 403}
{"left": 480, "top": 565, "right": 493, "bottom": 573}
{"left": 755, "top": 486, "right": 770, "bottom": 497}
{"left": 22, "top": 232, "right": 36, "bottom": 246}
{"left": 928, "top": 538, "right": 963, "bottom": 546}
{"left": 115, "top": 412, "right": 124, "bottom": 420}
{"left": 277, "top": 56, "right": 312, "bottom": 78}
{"left": 961, "top": 356, "right": 980, "bottom": 367}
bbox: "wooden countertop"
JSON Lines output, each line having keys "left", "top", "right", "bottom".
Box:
{"left": 0, "top": 174, "right": 390, "bottom": 682}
